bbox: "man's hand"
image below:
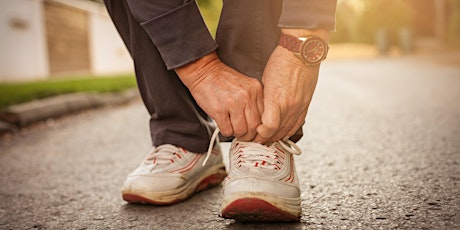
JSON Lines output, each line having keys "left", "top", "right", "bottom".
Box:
{"left": 176, "top": 52, "right": 264, "bottom": 141}
{"left": 253, "top": 29, "right": 328, "bottom": 144}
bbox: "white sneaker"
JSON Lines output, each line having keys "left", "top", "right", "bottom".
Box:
{"left": 122, "top": 143, "right": 226, "bottom": 205}
{"left": 221, "top": 139, "right": 302, "bottom": 221}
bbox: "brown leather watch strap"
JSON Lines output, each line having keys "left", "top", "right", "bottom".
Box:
{"left": 279, "top": 33, "right": 302, "bottom": 53}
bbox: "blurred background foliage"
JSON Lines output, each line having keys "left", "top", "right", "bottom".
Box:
{"left": 197, "top": 0, "right": 223, "bottom": 37}
{"left": 197, "top": 0, "right": 459, "bottom": 47}
{"left": 88, "top": 0, "right": 459, "bottom": 46}
{"left": 332, "top": 0, "right": 414, "bottom": 44}
{"left": 7, "top": 0, "right": 455, "bottom": 109}
{"left": 331, "top": 0, "right": 460, "bottom": 45}
{"left": 446, "top": 0, "right": 460, "bottom": 43}
{"left": 87, "top": 0, "right": 223, "bottom": 36}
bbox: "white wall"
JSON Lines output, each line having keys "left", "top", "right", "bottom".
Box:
{"left": 88, "top": 9, "right": 134, "bottom": 75}
{"left": 0, "top": 0, "right": 133, "bottom": 82}
{"left": 0, "top": 0, "right": 48, "bottom": 82}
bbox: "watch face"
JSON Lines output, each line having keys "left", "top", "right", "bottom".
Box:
{"left": 301, "top": 37, "right": 328, "bottom": 65}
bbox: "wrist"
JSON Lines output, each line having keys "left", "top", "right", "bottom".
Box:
{"left": 175, "top": 52, "right": 220, "bottom": 89}
{"left": 281, "top": 28, "right": 330, "bottom": 42}
{"left": 278, "top": 30, "right": 329, "bottom": 66}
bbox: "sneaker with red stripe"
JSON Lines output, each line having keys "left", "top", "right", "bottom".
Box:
{"left": 122, "top": 144, "right": 226, "bottom": 205}
{"left": 221, "top": 139, "right": 302, "bottom": 221}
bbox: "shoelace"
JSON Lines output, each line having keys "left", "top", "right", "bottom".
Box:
{"left": 233, "top": 140, "right": 300, "bottom": 170}
{"left": 146, "top": 144, "right": 184, "bottom": 166}
{"left": 202, "top": 127, "right": 221, "bottom": 166}
{"left": 202, "top": 128, "right": 301, "bottom": 167}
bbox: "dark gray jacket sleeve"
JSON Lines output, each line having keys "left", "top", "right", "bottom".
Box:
{"left": 126, "top": 0, "right": 217, "bottom": 70}
{"left": 126, "top": 0, "right": 336, "bottom": 70}
{"left": 279, "top": 0, "right": 337, "bottom": 31}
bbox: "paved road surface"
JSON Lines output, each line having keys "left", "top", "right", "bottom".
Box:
{"left": 1, "top": 55, "right": 459, "bottom": 229}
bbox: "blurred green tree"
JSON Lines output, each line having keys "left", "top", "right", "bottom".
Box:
{"left": 330, "top": 0, "right": 361, "bottom": 43}
{"left": 447, "top": 0, "right": 460, "bottom": 43}
{"left": 331, "top": 0, "right": 415, "bottom": 44}
{"left": 358, "top": 0, "right": 414, "bottom": 44}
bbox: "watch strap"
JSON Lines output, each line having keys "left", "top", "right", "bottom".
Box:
{"left": 279, "top": 33, "right": 302, "bottom": 53}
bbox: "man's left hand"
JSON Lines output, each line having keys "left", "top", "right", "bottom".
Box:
{"left": 253, "top": 45, "right": 320, "bottom": 144}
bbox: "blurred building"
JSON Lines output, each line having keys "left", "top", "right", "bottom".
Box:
{"left": 0, "top": 0, "right": 133, "bottom": 82}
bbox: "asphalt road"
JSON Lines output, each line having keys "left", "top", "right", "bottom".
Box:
{"left": 1, "top": 54, "right": 459, "bottom": 229}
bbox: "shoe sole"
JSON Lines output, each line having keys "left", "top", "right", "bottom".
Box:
{"left": 122, "top": 163, "right": 226, "bottom": 205}
{"left": 221, "top": 192, "right": 301, "bottom": 222}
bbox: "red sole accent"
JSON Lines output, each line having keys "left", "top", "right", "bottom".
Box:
{"left": 221, "top": 198, "right": 300, "bottom": 222}
{"left": 195, "top": 171, "right": 227, "bottom": 192}
{"left": 123, "top": 170, "right": 226, "bottom": 206}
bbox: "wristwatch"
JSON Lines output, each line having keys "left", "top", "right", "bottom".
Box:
{"left": 279, "top": 33, "right": 329, "bottom": 66}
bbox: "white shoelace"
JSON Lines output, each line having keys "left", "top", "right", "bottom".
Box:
{"left": 202, "top": 127, "right": 221, "bottom": 166}
{"left": 202, "top": 128, "right": 301, "bottom": 167}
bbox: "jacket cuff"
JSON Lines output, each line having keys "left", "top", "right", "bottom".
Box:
{"left": 278, "top": 0, "right": 337, "bottom": 31}
{"left": 140, "top": 1, "right": 218, "bottom": 70}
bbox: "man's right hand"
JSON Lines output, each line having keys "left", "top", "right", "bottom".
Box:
{"left": 175, "top": 52, "right": 264, "bottom": 141}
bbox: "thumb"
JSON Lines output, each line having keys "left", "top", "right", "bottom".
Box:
{"left": 254, "top": 103, "right": 280, "bottom": 143}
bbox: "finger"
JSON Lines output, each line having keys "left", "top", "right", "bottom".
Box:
{"left": 242, "top": 84, "right": 264, "bottom": 141}
{"left": 253, "top": 133, "right": 268, "bottom": 144}
{"left": 229, "top": 104, "right": 248, "bottom": 138}
{"left": 214, "top": 113, "right": 234, "bottom": 137}
{"left": 268, "top": 110, "right": 299, "bottom": 143}
{"left": 284, "top": 117, "right": 306, "bottom": 140}
{"left": 268, "top": 126, "right": 290, "bottom": 143}
{"left": 239, "top": 102, "right": 261, "bottom": 141}
{"left": 288, "top": 108, "right": 308, "bottom": 137}
{"left": 254, "top": 102, "right": 280, "bottom": 143}
{"left": 256, "top": 84, "right": 264, "bottom": 117}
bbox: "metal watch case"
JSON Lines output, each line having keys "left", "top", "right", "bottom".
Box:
{"left": 297, "top": 36, "right": 329, "bottom": 66}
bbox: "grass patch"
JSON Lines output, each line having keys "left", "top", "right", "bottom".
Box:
{"left": 0, "top": 74, "right": 136, "bottom": 110}
{"left": 197, "top": 0, "right": 223, "bottom": 37}
{"left": 0, "top": 1, "right": 221, "bottom": 110}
